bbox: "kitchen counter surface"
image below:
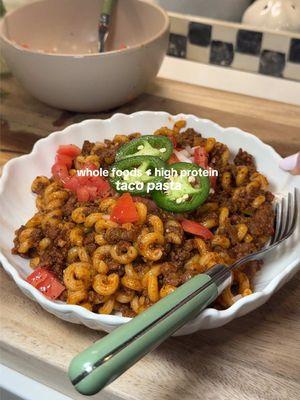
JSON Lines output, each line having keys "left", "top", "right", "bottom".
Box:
{"left": 1, "top": 75, "right": 300, "bottom": 400}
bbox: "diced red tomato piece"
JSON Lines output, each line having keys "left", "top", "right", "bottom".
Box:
{"left": 55, "top": 153, "right": 73, "bottom": 168}
{"left": 194, "top": 146, "right": 208, "bottom": 169}
{"left": 64, "top": 175, "right": 79, "bottom": 191}
{"left": 168, "top": 153, "right": 180, "bottom": 164}
{"left": 111, "top": 193, "right": 138, "bottom": 224}
{"left": 26, "top": 267, "right": 65, "bottom": 300}
{"left": 57, "top": 144, "right": 81, "bottom": 158}
{"left": 85, "top": 185, "right": 98, "bottom": 200}
{"left": 76, "top": 186, "right": 90, "bottom": 202}
{"left": 181, "top": 219, "right": 213, "bottom": 239}
{"left": 51, "top": 162, "right": 69, "bottom": 181}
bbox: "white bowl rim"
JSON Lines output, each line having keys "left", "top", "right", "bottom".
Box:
{"left": 0, "top": 111, "right": 299, "bottom": 330}
{"left": 0, "top": 0, "right": 170, "bottom": 58}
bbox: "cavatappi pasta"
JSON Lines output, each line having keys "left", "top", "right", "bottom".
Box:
{"left": 12, "top": 122, "right": 275, "bottom": 316}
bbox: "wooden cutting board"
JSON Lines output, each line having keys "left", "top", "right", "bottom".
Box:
{"left": 1, "top": 75, "right": 300, "bottom": 400}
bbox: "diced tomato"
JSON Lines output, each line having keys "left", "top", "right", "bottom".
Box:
{"left": 168, "top": 153, "right": 180, "bottom": 164}
{"left": 111, "top": 193, "right": 138, "bottom": 224}
{"left": 51, "top": 162, "right": 69, "bottom": 181}
{"left": 76, "top": 186, "right": 90, "bottom": 202}
{"left": 181, "top": 219, "right": 213, "bottom": 239}
{"left": 194, "top": 147, "right": 208, "bottom": 169}
{"left": 55, "top": 153, "right": 73, "bottom": 168}
{"left": 85, "top": 185, "right": 98, "bottom": 200}
{"left": 64, "top": 175, "right": 79, "bottom": 191}
{"left": 26, "top": 267, "right": 65, "bottom": 300}
{"left": 57, "top": 144, "right": 81, "bottom": 158}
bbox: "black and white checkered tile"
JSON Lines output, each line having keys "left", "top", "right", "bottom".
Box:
{"left": 167, "top": 15, "right": 300, "bottom": 81}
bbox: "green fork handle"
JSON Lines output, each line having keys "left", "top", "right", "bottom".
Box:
{"left": 101, "top": 0, "right": 116, "bottom": 17}
{"left": 68, "top": 265, "right": 231, "bottom": 395}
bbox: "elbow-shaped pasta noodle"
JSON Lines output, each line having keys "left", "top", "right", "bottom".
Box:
{"left": 93, "top": 273, "right": 120, "bottom": 296}
{"left": 44, "top": 190, "right": 68, "bottom": 211}
{"left": 95, "top": 219, "right": 118, "bottom": 232}
{"left": 92, "top": 245, "right": 111, "bottom": 274}
{"left": 64, "top": 262, "right": 91, "bottom": 291}
{"left": 99, "top": 197, "right": 117, "bottom": 213}
{"left": 99, "top": 297, "right": 115, "bottom": 314}
{"left": 195, "top": 238, "right": 208, "bottom": 255}
{"left": 78, "top": 247, "right": 90, "bottom": 263}
{"left": 199, "top": 252, "right": 225, "bottom": 270}
{"left": 252, "top": 195, "right": 266, "bottom": 208}
{"left": 218, "top": 287, "right": 235, "bottom": 308}
{"left": 235, "top": 166, "right": 249, "bottom": 186}
{"left": 36, "top": 195, "right": 44, "bottom": 211}
{"left": 69, "top": 227, "right": 84, "bottom": 246}
{"left": 236, "top": 224, "right": 248, "bottom": 242}
{"left": 211, "top": 235, "right": 230, "bottom": 249}
{"left": 113, "top": 134, "right": 129, "bottom": 144}
{"left": 219, "top": 207, "right": 229, "bottom": 227}
{"left": 221, "top": 148, "right": 230, "bottom": 166}
{"left": 250, "top": 172, "right": 269, "bottom": 190}
{"left": 160, "top": 284, "right": 176, "bottom": 298}
{"left": 84, "top": 213, "right": 103, "bottom": 228}
{"left": 71, "top": 207, "right": 88, "bottom": 224}
{"left": 142, "top": 265, "right": 161, "bottom": 288}
{"left": 116, "top": 289, "right": 135, "bottom": 303}
{"left": 95, "top": 233, "right": 107, "bottom": 246}
{"left": 246, "top": 180, "right": 260, "bottom": 193}
{"left": 165, "top": 220, "right": 183, "bottom": 245}
{"left": 31, "top": 176, "right": 50, "bottom": 194}
{"left": 138, "top": 232, "right": 165, "bottom": 261}
{"left": 26, "top": 213, "right": 43, "bottom": 228}
{"left": 234, "top": 271, "right": 252, "bottom": 296}
{"left": 38, "top": 237, "right": 51, "bottom": 251}
{"left": 135, "top": 202, "right": 148, "bottom": 225}
{"left": 110, "top": 243, "right": 138, "bottom": 264}
{"left": 30, "top": 257, "right": 40, "bottom": 268}
{"left": 147, "top": 275, "right": 159, "bottom": 303}
{"left": 173, "top": 119, "right": 186, "bottom": 133}
{"left": 221, "top": 171, "right": 231, "bottom": 190}
{"left": 205, "top": 137, "right": 216, "bottom": 153}
{"left": 41, "top": 210, "right": 62, "bottom": 229}
{"left": 130, "top": 295, "right": 146, "bottom": 314}
{"left": 18, "top": 228, "right": 38, "bottom": 253}
{"left": 67, "top": 247, "right": 79, "bottom": 263}
{"left": 201, "top": 218, "right": 218, "bottom": 229}
{"left": 197, "top": 202, "right": 219, "bottom": 215}
{"left": 148, "top": 215, "right": 164, "bottom": 235}
{"left": 67, "top": 289, "right": 88, "bottom": 304}
{"left": 185, "top": 255, "right": 207, "bottom": 273}
{"left": 244, "top": 233, "right": 253, "bottom": 243}
{"left": 121, "top": 275, "right": 143, "bottom": 291}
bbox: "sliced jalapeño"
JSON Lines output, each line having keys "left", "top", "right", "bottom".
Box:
{"left": 152, "top": 162, "right": 210, "bottom": 213}
{"left": 115, "top": 135, "right": 173, "bottom": 162}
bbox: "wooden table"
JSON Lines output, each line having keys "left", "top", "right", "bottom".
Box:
{"left": 1, "top": 75, "right": 300, "bottom": 400}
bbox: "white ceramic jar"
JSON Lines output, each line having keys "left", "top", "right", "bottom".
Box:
{"left": 242, "top": 0, "right": 300, "bottom": 32}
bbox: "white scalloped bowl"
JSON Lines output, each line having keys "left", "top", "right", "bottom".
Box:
{"left": 0, "top": 112, "right": 299, "bottom": 335}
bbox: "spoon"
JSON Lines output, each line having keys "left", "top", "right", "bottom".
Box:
{"left": 98, "top": 0, "right": 116, "bottom": 53}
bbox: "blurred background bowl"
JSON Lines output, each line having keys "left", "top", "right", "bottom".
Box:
{"left": 155, "top": 0, "right": 252, "bottom": 22}
{"left": 0, "top": 0, "right": 169, "bottom": 112}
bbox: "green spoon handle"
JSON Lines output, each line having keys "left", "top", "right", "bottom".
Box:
{"left": 69, "top": 264, "right": 231, "bottom": 396}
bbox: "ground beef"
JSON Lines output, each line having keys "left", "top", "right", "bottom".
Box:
{"left": 248, "top": 203, "right": 274, "bottom": 237}
{"left": 170, "top": 239, "right": 196, "bottom": 267}
{"left": 39, "top": 246, "right": 68, "bottom": 281}
{"left": 234, "top": 149, "right": 256, "bottom": 172}
{"left": 229, "top": 242, "right": 257, "bottom": 259}
{"left": 176, "top": 128, "right": 204, "bottom": 148}
{"left": 81, "top": 140, "right": 95, "bottom": 156}
{"left": 62, "top": 194, "right": 77, "bottom": 217}
{"left": 104, "top": 227, "right": 139, "bottom": 244}
{"left": 209, "top": 142, "right": 229, "bottom": 171}
{"left": 94, "top": 146, "right": 117, "bottom": 167}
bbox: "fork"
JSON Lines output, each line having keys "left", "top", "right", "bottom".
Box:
{"left": 68, "top": 189, "right": 298, "bottom": 396}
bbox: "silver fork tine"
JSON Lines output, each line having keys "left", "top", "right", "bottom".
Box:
{"left": 271, "top": 201, "right": 280, "bottom": 244}
{"left": 273, "top": 196, "right": 284, "bottom": 242}
{"left": 283, "top": 188, "right": 298, "bottom": 240}
{"left": 282, "top": 192, "right": 292, "bottom": 238}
